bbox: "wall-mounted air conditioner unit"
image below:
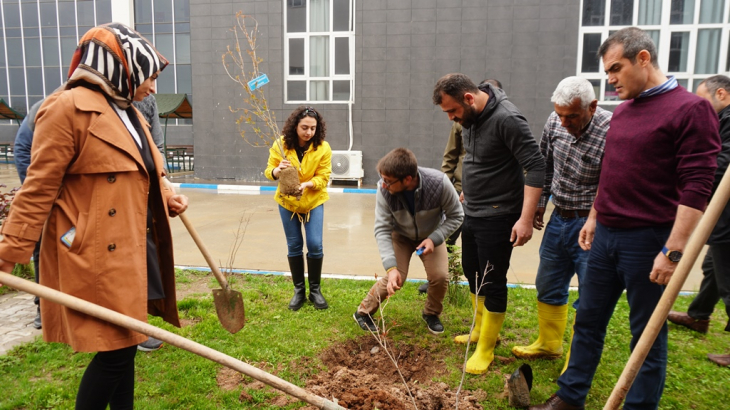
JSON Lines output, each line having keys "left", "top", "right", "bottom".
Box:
{"left": 330, "top": 150, "right": 364, "bottom": 185}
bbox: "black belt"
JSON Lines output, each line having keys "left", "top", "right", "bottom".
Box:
{"left": 554, "top": 206, "right": 590, "bottom": 218}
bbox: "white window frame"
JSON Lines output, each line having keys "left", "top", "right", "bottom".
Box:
{"left": 284, "top": 0, "right": 355, "bottom": 104}
{"left": 578, "top": 0, "right": 730, "bottom": 103}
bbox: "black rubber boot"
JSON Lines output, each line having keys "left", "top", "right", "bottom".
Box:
{"left": 288, "top": 256, "right": 306, "bottom": 311}
{"left": 307, "top": 256, "right": 329, "bottom": 310}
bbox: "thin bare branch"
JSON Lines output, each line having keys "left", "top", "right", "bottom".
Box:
{"left": 455, "top": 263, "right": 494, "bottom": 409}
{"left": 360, "top": 275, "right": 419, "bottom": 410}
{"left": 222, "top": 12, "right": 284, "bottom": 157}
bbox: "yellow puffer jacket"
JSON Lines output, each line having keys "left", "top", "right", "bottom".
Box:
{"left": 265, "top": 137, "right": 332, "bottom": 214}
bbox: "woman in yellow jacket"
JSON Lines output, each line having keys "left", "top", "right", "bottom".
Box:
{"left": 265, "top": 106, "right": 332, "bottom": 310}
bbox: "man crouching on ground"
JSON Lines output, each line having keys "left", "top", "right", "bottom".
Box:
{"left": 353, "top": 148, "right": 463, "bottom": 335}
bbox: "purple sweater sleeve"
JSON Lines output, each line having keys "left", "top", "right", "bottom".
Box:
{"left": 676, "top": 99, "right": 720, "bottom": 211}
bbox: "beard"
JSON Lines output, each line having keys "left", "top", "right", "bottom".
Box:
{"left": 458, "top": 104, "right": 479, "bottom": 128}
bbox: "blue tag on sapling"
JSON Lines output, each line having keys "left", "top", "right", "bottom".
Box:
{"left": 247, "top": 73, "right": 270, "bottom": 91}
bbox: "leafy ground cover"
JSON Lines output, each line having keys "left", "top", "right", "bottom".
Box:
{"left": 0, "top": 269, "right": 727, "bottom": 409}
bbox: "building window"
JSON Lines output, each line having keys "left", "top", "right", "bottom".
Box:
{"left": 0, "top": 0, "right": 112, "bottom": 114}
{"left": 135, "top": 0, "right": 191, "bottom": 124}
{"left": 284, "top": 0, "right": 354, "bottom": 103}
{"left": 578, "top": 0, "right": 730, "bottom": 102}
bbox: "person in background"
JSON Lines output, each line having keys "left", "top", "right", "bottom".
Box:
{"left": 667, "top": 74, "right": 730, "bottom": 367}
{"left": 14, "top": 100, "right": 44, "bottom": 330}
{"left": 265, "top": 106, "right": 332, "bottom": 311}
{"left": 0, "top": 23, "right": 188, "bottom": 408}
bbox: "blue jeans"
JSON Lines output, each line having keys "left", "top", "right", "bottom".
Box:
{"left": 557, "top": 222, "right": 669, "bottom": 410}
{"left": 278, "top": 204, "right": 324, "bottom": 258}
{"left": 535, "top": 210, "right": 589, "bottom": 309}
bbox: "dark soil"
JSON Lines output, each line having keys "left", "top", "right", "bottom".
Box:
{"left": 216, "top": 335, "right": 486, "bottom": 409}
{"left": 279, "top": 166, "right": 301, "bottom": 199}
{"left": 300, "top": 336, "right": 485, "bottom": 410}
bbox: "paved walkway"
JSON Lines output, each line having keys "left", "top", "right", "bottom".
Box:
{"left": 0, "top": 291, "right": 41, "bottom": 355}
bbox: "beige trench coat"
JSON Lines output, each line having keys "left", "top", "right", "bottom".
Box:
{"left": 0, "top": 86, "right": 180, "bottom": 352}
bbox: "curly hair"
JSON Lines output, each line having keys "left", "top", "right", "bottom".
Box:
{"left": 281, "top": 106, "right": 327, "bottom": 150}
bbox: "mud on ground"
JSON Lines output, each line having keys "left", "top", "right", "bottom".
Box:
{"left": 301, "top": 336, "right": 485, "bottom": 410}
{"left": 217, "top": 335, "right": 486, "bottom": 409}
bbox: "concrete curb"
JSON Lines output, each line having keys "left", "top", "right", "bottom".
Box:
{"left": 175, "top": 265, "right": 697, "bottom": 296}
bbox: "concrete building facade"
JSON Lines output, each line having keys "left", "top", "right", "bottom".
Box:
{"left": 1, "top": 0, "right": 729, "bottom": 185}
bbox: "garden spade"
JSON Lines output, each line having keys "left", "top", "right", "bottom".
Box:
{"left": 163, "top": 179, "right": 245, "bottom": 333}
{"left": 0, "top": 272, "right": 346, "bottom": 410}
{"left": 178, "top": 211, "right": 246, "bottom": 334}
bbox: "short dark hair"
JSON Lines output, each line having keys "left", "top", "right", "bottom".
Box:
{"left": 700, "top": 75, "right": 730, "bottom": 96}
{"left": 281, "top": 106, "right": 326, "bottom": 150}
{"left": 377, "top": 148, "right": 418, "bottom": 180}
{"left": 432, "top": 73, "right": 479, "bottom": 105}
{"left": 598, "top": 27, "right": 659, "bottom": 68}
{"left": 480, "top": 78, "right": 502, "bottom": 89}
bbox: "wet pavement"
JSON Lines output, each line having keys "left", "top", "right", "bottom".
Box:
{"left": 0, "top": 292, "right": 40, "bottom": 355}
{"left": 0, "top": 164, "right": 708, "bottom": 355}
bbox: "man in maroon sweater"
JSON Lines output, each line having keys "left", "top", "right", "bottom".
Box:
{"left": 530, "top": 28, "right": 720, "bottom": 410}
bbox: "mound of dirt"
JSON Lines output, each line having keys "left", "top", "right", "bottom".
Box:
{"left": 300, "top": 336, "right": 485, "bottom": 410}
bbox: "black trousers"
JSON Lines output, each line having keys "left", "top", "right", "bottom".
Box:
{"left": 76, "top": 345, "right": 137, "bottom": 410}
{"left": 461, "top": 213, "right": 520, "bottom": 312}
{"left": 33, "top": 240, "right": 40, "bottom": 305}
{"left": 446, "top": 223, "right": 463, "bottom": 247}
{"left": 688, "top": 244, "right": 730, "bottom": 331}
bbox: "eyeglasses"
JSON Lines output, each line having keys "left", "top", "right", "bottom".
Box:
{"left": 380, "top": 175, "right": 401, "bottom": 188}
{"left": 302, "top": 106, "right": 318, "bottom": 118}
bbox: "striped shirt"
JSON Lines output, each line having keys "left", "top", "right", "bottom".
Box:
{"left": 538, "top": 106, "right": 613, "bottom": 210}
{"left": 638, "top": 75, "right": 678, "bottom": 98}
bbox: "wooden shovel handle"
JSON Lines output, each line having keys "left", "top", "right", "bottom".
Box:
{"left": 164, "top": 179, "right": 229, "bottom": 290}
{"left": 178, "top": 212, "right": 230, "bottom": 290}
{"left": 0, "top": 272, "right": 346, "bottom": 410}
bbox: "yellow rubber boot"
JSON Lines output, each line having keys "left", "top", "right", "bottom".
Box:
{"left": 454, "top": 293, "right": 486, "bottom": 344}
{"left": 465, "top": 310, "right": 505, "bottom": 374}
{"left": 561, "top": 317, "right": 575, "bottom": 374}
{"left": 511, "top": 302, "right": 568, "bottom": 360}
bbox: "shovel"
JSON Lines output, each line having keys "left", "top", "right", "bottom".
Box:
{"left": 166, "top": 180, "right": 245, "bottom": 334}
{"left": 178, "top": 211, "right": 246, "bottom": 334}
{"left": 0, "top": 272, "right": 345, "bottom": 410}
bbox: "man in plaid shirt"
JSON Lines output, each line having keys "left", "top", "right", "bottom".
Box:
{"left": 512, "top": 77, "right": 611, "bottom": 370}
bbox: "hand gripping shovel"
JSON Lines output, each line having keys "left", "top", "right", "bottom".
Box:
{"left": 178, "top": 211, "right": 246, "bottom": 334}
{"left": 165, "top": 180, "right": 245, "bottom": 334}
{"left": 0, "top": 272, "right": 346, "bottom": 410}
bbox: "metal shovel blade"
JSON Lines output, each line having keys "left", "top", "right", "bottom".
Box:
{"left": 212, "top": 287, "right": 246, "bottom": 334}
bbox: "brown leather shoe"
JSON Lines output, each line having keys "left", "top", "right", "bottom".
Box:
{"left": 708, "top": 353, "right": 730, "bottom": 366}
{"left": 528, "top": 394, "right": 584, "bottom": 410}
{"left": 667, "top": 311, "right": 709, "bottom": 334}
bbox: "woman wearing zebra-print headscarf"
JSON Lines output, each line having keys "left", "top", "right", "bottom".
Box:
{"left": 0, "top": 23, "right": 188, "bottom": 409}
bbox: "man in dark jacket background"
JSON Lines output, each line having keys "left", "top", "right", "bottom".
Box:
{"left": 668, "top": 74, "right": 730, "bottom": 367}
{"left": 433, "top": 73, "right": 545, "bottom": 374}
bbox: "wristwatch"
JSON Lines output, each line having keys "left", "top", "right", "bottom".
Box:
{"left": 662, "top": 246, "right": 682, "bottom": 263}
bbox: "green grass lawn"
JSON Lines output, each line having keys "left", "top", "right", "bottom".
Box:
{"left": 0, "top": 269, "right": 727, "bottom": 409}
